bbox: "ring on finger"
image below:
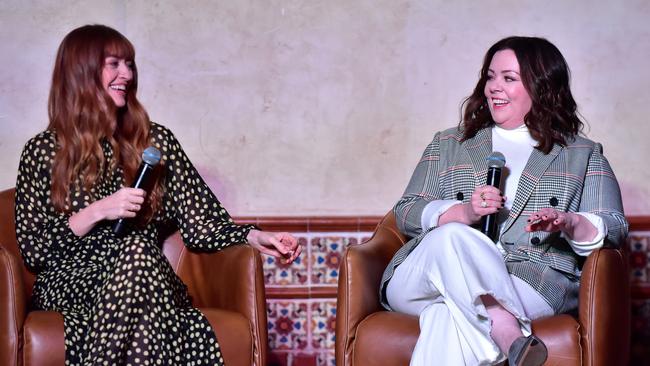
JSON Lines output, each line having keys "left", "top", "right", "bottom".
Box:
{"left": 480, "top": 201, "right": 488, "bottom": 208}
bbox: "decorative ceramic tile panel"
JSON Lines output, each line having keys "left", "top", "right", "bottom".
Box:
{"left": 629, "top": 232, "right": 650, "bottom": 365}
{"left": 310, "top": 300, "right": 337, "bottom": 350}
{"left": 264, "top": 231, "right": 370, "bottom": 366}
{"left": 264, "top": 236, "right": 310, "bottom": 286}
{"left": 267, "top": 299, "right": 340, "bottom": 366}
{"left": 263, "top": 233, "right": 369, "bottom": 290}
{"left": 629, "top": 234, "right": 650, "bottom": 285}
{"left": 267, "top": 300, "right": 309, "bottom": 351}
{"left": 310, "top": 236, "right": 356, "bottom": 285}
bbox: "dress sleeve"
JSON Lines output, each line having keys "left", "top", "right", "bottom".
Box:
{"left": 577, "top": 142, "right": 628, "bottom": 247}
{"left": 394, "top": 132, "right": 445, "bottom": 238}
{"left": 153, "top": 125, "right": 257, "bottom": 251}
{"left": 14, "top": 134, "right": 79, "bottom": 273}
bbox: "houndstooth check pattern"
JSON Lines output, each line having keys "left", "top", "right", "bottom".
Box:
{"left": 381, "top": 127, "right": 628, "bottom": 314}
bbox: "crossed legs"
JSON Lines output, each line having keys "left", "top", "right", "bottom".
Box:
{"left": 386, "top": 223, "right": 552, "bottom": 365}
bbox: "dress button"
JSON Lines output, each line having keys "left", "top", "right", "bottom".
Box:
{"left": 456, "top": 192, "right": 464, "bottom": 201}
{"left": 531, "top": 237, "right": 540, "bottom": 245}
{"left": 549, "top": 197, "right": 559, "bottom": 207}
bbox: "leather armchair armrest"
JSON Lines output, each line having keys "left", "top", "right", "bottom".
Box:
{"left": 175, "top": 243, "right": 267, "bottom": 366}
{"left": 0, "top": 244, "right": 28, "bottom": 366}
{"left": 578, "top": 247, "right": 630, "bottom": 366}
{"left": 177, "top": 244, "right": 264, "bottom": 311}
{"left": 336, "top": 212, "right": 407, "bottom": 366}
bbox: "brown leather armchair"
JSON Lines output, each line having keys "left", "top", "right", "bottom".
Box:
{"left": 336, "top": 212, "right": 631, "bottom": 366}
{"left": 0, "top": 188, "right": 268, "bottom": 366}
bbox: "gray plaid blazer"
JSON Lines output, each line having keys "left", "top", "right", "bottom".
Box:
{"left": 380, "top": 126, "right": 628, "bottom": 314}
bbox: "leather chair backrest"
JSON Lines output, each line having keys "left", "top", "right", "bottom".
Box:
{"left": 0, "top": 188, "right": 185, "bottom": 301}
{"left": 0, "top": 188, "right": 36, "bottom": 298}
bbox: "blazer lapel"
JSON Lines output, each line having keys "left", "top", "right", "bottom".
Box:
{"left": 502, "top": 143, "right": 563, "bottom": 233}
{"left": 463, "top": 128, "right": 493, "bottom": 187}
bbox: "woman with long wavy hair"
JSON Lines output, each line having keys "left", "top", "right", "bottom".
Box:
{"left": 15, "top": 24, "right": 301, "bottom": 365}
{"left": 380, "top": 36, "right": 628, "bottom": 365}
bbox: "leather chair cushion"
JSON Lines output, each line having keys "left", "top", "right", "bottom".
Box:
{"left": 531, "top": 314, "right": 581, "bottom": 366}
{"left": 353, "top": 311, "right": 419, "bottom": 366}
{"left": 353, "top": 311, "right": 581, "bottom": 366}
{"left": 21, "top": 309, "right": 252, "bottom": 366}
{"left": 23, "top": 311, "right": 64, "bottom": 366}
{"left": 198, "top": 308, "right": 253, "bottom": 366}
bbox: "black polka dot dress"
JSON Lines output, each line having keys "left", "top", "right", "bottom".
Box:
{"left": 15, "top": 122, "right": 256, "bottom": 365}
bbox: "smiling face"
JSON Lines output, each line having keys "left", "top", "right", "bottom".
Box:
{"left": 484, "top": 49, "right": 532, "bottom": 130}
{"left": 102, "top": 56, "right": 133, "bottom": 107}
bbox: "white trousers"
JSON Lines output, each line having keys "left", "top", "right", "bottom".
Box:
{"left": 386, "top": 223, "right": 553, "bottom": 366}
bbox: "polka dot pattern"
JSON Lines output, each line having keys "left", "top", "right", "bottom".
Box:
{"left": 15, "top": 122, "right": 255, "bottom": 365}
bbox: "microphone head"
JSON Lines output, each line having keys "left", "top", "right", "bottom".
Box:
{"left": 142, "top": 146, "right": 162, "bottom": 166}
{"left": 486, "top": 151, "right": 506, "bottom": 168}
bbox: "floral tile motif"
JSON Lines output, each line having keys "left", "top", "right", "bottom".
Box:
{"left": 267, "top": 300, "right": 308, "bottom": 351}
{"left": 311, "top": 300, "right": 337, "bottom": 350}
{"left": 311, "top": 235, "right": 357, "bottom": 285}
{"left": 264, "top": 236, "right": 309, "bottom": 286}
{"left": 629, "top": 234, "right": 650, "bottom": 285}
{"left": 266, "top": 299, "right": 339, "bottom": 366}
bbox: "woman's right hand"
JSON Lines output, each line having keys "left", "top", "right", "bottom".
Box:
{"left": 440, "top": 185, "right": 505, "bottom": 226}
{"left": 464, "top": 185, "right": 505, "bottom": 223}
{"left": 69, "top": 188, "right": 146, "bottom": 236}
{"left": 93, "top": 187, "right": 146, "bottom": 220}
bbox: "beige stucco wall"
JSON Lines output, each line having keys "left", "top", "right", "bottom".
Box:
{"left": 1, "top": 0, "right": 649, "bottom": 216}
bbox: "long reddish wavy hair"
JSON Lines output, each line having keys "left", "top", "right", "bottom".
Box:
{"left": 48, "top": 24, "right": 162, "bottom": 221}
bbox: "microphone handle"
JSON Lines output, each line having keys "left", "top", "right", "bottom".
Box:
{"left": 112, "top": 163, "right": 154, "bottom": 236}
{"left": 480, "top": 166, "right": 502, "bottom": 242}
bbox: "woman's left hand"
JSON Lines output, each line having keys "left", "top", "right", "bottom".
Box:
{"left": 525, "top": 208, "right": 578, "bottom": 234}
{"left": 525, "top": 208, "right": 598, "bottom": 242}
{"left": 247, "top": 229, "right": 301, "bottom": 264}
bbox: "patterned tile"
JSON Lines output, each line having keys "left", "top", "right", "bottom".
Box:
{"left": 311, "top": 300, "right": 337, "bottom": 350}
{"left": 264, "top": 236, "right": 309, "bottom": 286}
{"left": 264, "top": 230, "right": 371, "bottom": 366}
{"left": 629, "top": 234, "right": 650, "bottom": 285}
{"left": 310, "top": 235, "right": 357, "bottom": 285}
{"left": 267, "top": 300, "right": 308, "bottom": 351}
{"left": 266, "top": 299, "right": 338, "bottom": 366}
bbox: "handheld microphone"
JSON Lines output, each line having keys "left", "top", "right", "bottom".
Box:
{"left": 480, "top": 151, "right": 506, "bottom": 242}
{"left": 112, "top": 146, "right": 161, "bottom": 236}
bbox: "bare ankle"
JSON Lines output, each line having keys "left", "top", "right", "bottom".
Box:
{"left": 482, "top": 295, "right": 523, "bottom": 353}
